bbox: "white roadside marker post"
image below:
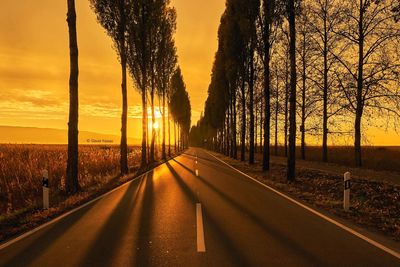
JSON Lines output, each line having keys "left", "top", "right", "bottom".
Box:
{"left": 42, "top": 169, "right": 49, "bottom": 210}
{"left": 344, "top": 172, "right": 351, "bottom": 211}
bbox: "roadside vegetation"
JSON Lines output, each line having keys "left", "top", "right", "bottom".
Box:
{"left": 64, "top": 0, "right": 191, "bottom": 193}
{"left": 0, "top": 144, "right": 178, "bottom": 242}
{"left": 254, "top": 145, "right": 400, "bottom": 173}
{"left": 189, "top": 0, "right": 400, "bottom": 242}
{"left": 190, "top": 0, "right": 400, "bottom": 181}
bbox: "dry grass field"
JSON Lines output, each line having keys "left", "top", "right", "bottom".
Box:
{"left": 0, "top": 144, "right": 141, "bottom": 215}
{"left": 263, "top": 146, "right": 400, "bottom": 173}
{"left": 0, "top": 144, "right": 179, "bottom": 242}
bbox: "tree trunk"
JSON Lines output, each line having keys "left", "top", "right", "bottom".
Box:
{"left": 224, "top": 113, "right": 230, "bottom": 157}
{"left": 120, "top": 55, "right": 129, "bottom": 175}
{"left": 174, "top": 121, "right": 177, "bottom": 153}
{"left": 263, "top": 0, "right": 271, "bottom": 171}
{"left": 322, "top": 14, "right": 329, "bottom": 163}
{"left": 287, "top": 0, "right": 297, "bottom": 182}
{"left": 150, "top": 85, "right": 155, "bottom": 162}
{"left": 301, "top": 42, "right": 306, "bottom": 160}
{"left": 354, "top": 112, "right": 362, "bottom": 167}
{"left": 177, "top": 124, "right": 180, "bottom": 151}
{"left": 233, "top": 90, "right": 238, "bottom": 159}
{"left": 118, "top": 0, "right": 128, "bottom": 176}
{"left": 119, "top": 28, "right": 129, "bottom": 175}
{"left": 249, "top": 47, "right": 255, "bottom": 164}
{"left": 240, "top": 76, "right": 246, "bottom": 161}
{"left": 218, "top": 130, "right": 220, "bottom": 152}
{"left": 230, "top": 97, "right": 234, "bottom": 157}
{"left": 181, "top": 128, "right": 184, "bottom": 150}
{"left": 284, "top": 54, "right": 289, "bottom": 157}
{"left": 162, "top": 91, "right": 166, "bottom": 160}
{"left": 274, "top": 68, "right": 279, "bottom": 156}
{"left": 255, "top": 103, "right": 258, "bottom": 154}
{"left": 355, "top": 0, "right": 364, "bottom": 167}
{"left": 224, "top": 116, "right": 227, "bottom": 155}
{"left": 168, "top": 105, "right": 171, "bottom": 157}
{"left": 141, "top": 84, "right": 147, "bottom": 167}
{"left": 258, "top": 99, "right": 264, "bottom": 153}
{"left": 66, "top": 0, "right": 80, "bottom": 194}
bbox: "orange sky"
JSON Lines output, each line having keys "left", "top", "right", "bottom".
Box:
{"left": 0, "top": 1, "right": 399, "bottom": 145}
{"left": 0, "top": 0, "right": 225, "bottom": 142}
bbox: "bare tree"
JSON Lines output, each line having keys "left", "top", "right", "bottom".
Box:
{"left": 278, "top": 24, "right": 291, "bottom": 157}
{"left": 296, "top": 2, "right": 319, "bottom": 160}
{"left": 307, "top": 0, "right": 344, "bottom": 162}
{"left": 334, "top": 0, "right": 400, "bottom": 166}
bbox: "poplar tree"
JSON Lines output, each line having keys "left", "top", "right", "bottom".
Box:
{"left": 90, "top": 0, "right": 130, "bottom": 175}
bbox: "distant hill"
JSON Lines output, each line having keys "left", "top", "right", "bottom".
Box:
{"left": 0, "top": 125, "right": 140, "bottom": 145}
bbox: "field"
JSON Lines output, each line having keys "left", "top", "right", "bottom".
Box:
{"left": 0, "top": 144, "right": 142, "bottom": 215}
{"left": 260, "top": 145, "right": 400, "bottom": 173}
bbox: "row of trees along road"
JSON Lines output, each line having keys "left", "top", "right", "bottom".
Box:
{"left": 190, "top": 0, "right": 400, "bottom": 181}
{"left": 65, "top": 0, "right": 191, "bottom": 194}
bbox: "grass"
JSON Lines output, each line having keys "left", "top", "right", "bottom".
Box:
{"left": 0, "top": 144, "right": 142, "bottom": 215}
{"left": 258, "top": 145, "right": 400, "bottom": 172}
{"left": 0, "top": 144, "right": 178, "bottom": 242}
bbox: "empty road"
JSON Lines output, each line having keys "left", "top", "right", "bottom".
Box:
{"left": 0, "top": 147, "right": 399, "bottom": 266}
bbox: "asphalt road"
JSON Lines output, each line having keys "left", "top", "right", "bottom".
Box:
{"left": 0, "top": 147, "right": 399, "bottom": 266}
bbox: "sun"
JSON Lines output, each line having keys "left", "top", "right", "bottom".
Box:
{"left": 147, "top": 120, "right": 160, "bottom": 130}
{"left": 153, "top": 121, "right": 159, "bottom": 130}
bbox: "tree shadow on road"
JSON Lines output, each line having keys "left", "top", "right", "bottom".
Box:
{"left": 165, "top": 161, "right": 251, "bottom": 267}
{"left": 171, "top": 158, "right": 325, "bottom": 266}
{"left": 134, "top": 170, "right": 155, "bottom": 267}
{"left": 77, "top": 173, "right": 151, "bottom": 267}
{"left": 1, "top": 199, "right": 97, "bottom": 266}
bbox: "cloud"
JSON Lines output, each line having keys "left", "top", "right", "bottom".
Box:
{"left": 0, "top": 88, "right": 63, "bottom": 107}
{"left": 0, "top": 0, "right": 226, "bottom": 134}
{"left": 0, "top": 87, "right": 162, "bottom": 122}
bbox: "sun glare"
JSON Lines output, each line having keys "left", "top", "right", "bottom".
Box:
{"left": 148, "top": 121, "right": 160, "bottom": 130}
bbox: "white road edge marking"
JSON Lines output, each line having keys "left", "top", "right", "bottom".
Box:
{"left": 196, "top": 203, "right": 206, "bottom": 252}
{"left": 204, "top": 150, "right": 400, "bottom": 260}
{"left": 0, "top": 167, "right": 156, "bottom": 251}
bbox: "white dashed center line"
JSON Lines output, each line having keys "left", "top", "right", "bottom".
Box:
{"left": 196, "top": 203, "right": 206, "bottom": 252}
